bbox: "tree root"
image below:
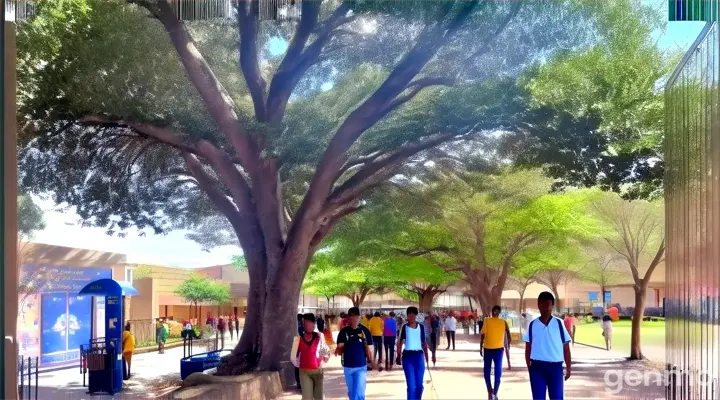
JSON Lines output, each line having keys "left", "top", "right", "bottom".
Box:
{"left": 214, "top": 351, "right": 260, "bottom": 376}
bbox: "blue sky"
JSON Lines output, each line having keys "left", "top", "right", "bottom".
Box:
{"left": 31, "top": 19, "right": 707, "bottom": 268}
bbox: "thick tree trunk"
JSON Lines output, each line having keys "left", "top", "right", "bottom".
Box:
{"left": 551, "top": 284, "right": 562, "bottom": 311}
{"left": 630, "top": 286, "right": 647, "bottom": 360}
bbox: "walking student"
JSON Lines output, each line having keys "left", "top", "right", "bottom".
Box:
{"left": 122, "top": 322, "right": 135, "bottom": 380}
{"left": 156, "top": 318, "right": 167, "bottom": 354}
{"left": 369, "top": 311, "right": 385, "bottom": 371}
{"left": 291, "top": 313, "right": 330, "bottom": 400}
{"left": 228, "top": 317, "right": 235, "bottom": 341}
{"left": 444, "top": 312, "right": 457, "bottom": 350}
{"left": 480, "top": 305, "right": 511, "bottom": 400}
{"left": 563, "top": 314, "right": 575, "bottom": 345}
{"left": 383, "top": 312, "right": 398, "bottom": 371}
{"left": 337, "top": 307, "right": 376, "bottom": 400}
{"left": 602, "top": 314, "right": 613, "bottom": 350}
{"left": 524, "top": 292, "right": 572, "bottom": 400}
{"left": 396, "top": 306, "right": 429, "bottom": 400}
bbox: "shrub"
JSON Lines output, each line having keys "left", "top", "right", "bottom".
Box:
{"left": 619, "top": 316, "right": 632, "bottom": 321}
{"left": 621, "top": 306, "right": 664, "bottom": 317}
{"left": 167, "top": 320, "right": 183, "bottom": 338}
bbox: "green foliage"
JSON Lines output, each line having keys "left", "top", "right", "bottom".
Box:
{"left": 174, "top": 273, "right": 231, "bottom": 305}
{"left": 16, "top": 0, "right": 636, "bottom": 242}
{"left": 231, "top": 255, "right": 247, "bottom": 272}
{"left": 132, "top": 265, "right": 155, "bottom": 279}
{"left": 17, "top": 195, "right": 46, "bottom": 240}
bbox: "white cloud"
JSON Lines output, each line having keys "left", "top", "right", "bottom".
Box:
{"left": 32, "top": 197, "right": 240, "bottom": 268}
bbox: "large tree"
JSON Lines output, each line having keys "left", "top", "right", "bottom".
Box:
{"left": 17, "top": 195, "right": 48, "bottom": 312}
{"left": 390, "top": 168, "right": 600, "bottom": 315}
{"left": 17, "top": 0, "right": 638, "bottom": 371}
{"left": 590, "top": 191, "right": 665, "bottom": 359}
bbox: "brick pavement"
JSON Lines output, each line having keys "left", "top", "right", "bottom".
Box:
{"left": 279, "top": 333, "right": 666, "bottom": 399}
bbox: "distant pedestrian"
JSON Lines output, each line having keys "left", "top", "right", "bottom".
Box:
{"left": 521, "top": 313, "right": 532, "bottom": 336}
{"left": 291, "top": 313, "right": 330, "bottom": 400}
{"left": 396, "top": 306, "right": 429, "bottom": 400}
{"left": 122, "top": 322, "right": 135, "bottom": 380}
{"left": 337, "top": 307, "right": 376, "bottom": 400}
{"left": 156, "top": 319, "right": 167, "bottom": 354}
{"left": 602, "top": 314, "right": 613, "bottom": 350}
{"left": 369, "top": 311, "right": 385, "bottom": 371}
{"left": 524, "top": 292, "right": 572, "bottom": 400}
{"left": 218, "top": 316, "right": 226, "bottom": 349}
{"left": 317, "top": 314, "right": 325, "bottom": 333}
{"left": 383, "top": 312, "right": 398, "bottom": 371}
{"left": 480, "top": 305, "right": 511, "bottom": 400}
{"left": 444, "top": 313, "right": 457, "bottom": 350}
{"left": 563, "top": 314, "right": 575, "bottom": 345}
{"left": 228, "top": 318, "right": 235, "bottom": 341}
{"left": 425, "top": 313, "right": 440, "bottom": 366}
{"left": 234, "top": 314, "right": 240, "bottom": 338}
{"left": 296, "top": 313, "right": 304, "bottom": 392}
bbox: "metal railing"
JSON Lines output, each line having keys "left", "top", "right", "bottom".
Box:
{"left": 17, "top": 356, "right": 38, "bottom": 400}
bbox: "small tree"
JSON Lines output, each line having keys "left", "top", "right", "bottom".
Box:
{"left": 303, "top": 254, "right": 347, "bottom": 313}
{"left": 174, "top": 274, "right": 229, "bottom": 319}
{"left": 17, "top": 195, "right": 48, "bottom": 312}
{"left": 591, "top": 192, "right": 665, "bottom": 359}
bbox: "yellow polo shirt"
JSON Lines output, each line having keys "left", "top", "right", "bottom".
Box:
{"left": 481, "top": 317, "right": 507, "bottom": 349}
{"left": 368, "top": 317, "right": 384, "bottom": 337}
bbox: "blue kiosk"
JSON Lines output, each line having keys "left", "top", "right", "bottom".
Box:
{"left": 78, "top": 279, "right": 138, "bottom": 395}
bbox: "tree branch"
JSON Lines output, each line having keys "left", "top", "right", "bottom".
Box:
{"left": 266, "top": 1, "right": 353, "bottom": 123}
{"left": 182, "top": 152, "right": 242, "bottom": 229}
{"left": 136, "top": 0, "right": 258, "bottom": 172}
{"left": 468, "top": 0, "right": 522, "bottom": 60}
{"left": 642, "top": 239, "right": 665, "bottom": 284}
{"left": 378, "top": 77, "right": 455, "bottom": 121}
{"left": 296, "top": 2, "right": 479, "bottom": 227}
{"left": 79, "top": 115, "right": 199, "bottom": 154}
{"left": 395, "top": 246, "right": 451, "bottom": 257}
{"left": 328, "top": 132, "right": 468, "bottom": 207}
{"left": 309, "top": 202, "right": 363, "bottom": 249}
{"left": 237, "top": 0, "right": 268, "bottom": 121}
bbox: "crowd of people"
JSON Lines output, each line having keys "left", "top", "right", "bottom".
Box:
{"left": 291, "top": 291, "right": 580, "bottom": 400}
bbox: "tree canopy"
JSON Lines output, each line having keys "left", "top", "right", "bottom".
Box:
{"left": 174, "top": 273, "right": 231, "bottom": 306}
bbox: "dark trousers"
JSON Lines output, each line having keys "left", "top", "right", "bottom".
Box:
{"left": 445, "top": 330, "right": 456, "bottom": 349}
{"left": 295, "top": 366, "right": 301, "bottom": 389}
{"left": 483, "top": 348, "right": 504, "bottom": 394}
{"left": 383, "top": 336, "right": 396, "bottom": 362}
{"left": 372, "top": 336, "right": 383, "bottom": 362}
{"left": 428, "top": 331, "right": 437, "bottom": 362}
{"left": 402, "top": 351, "right": 425, "bottom": 400}
{"left": 529, "top": 360, "right": 564, "bottom": 400}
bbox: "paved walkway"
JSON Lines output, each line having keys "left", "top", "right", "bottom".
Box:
{"left": 279, "top": 333, "right": 667, "bottom": 400}
{"left": 30, "top": 333, "right": 241, "bottom": 399}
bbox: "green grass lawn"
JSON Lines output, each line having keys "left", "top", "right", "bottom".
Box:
{"left": 574, "top": 319, "right": 665, "bottom": 356}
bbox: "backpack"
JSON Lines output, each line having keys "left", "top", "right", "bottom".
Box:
{"left": 340, "top": 327, "right": 368, "bottom": 367}
{"left": 528, "top": 317, "right": 567, "bottom": 344}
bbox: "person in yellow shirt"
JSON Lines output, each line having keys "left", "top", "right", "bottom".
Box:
{"left": 368, "top": 312, "right": 385, "bottom": 371}
{"left": 122, "top": 322, "right": 135, "bottom": 380}
{"left": 480, "top": 306, "right": 511, "bottom": 400}
{"left": 362, "top": 313, "right": 371, "bottom": 327}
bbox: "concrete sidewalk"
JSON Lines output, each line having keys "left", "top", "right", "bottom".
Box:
{"left": 279, "top": 333, "right": 665, "bottom": 399}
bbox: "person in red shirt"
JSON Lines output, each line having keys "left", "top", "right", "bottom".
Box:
{"left": 563, "top": 314, "right": 575, "bottom": 345}
{"left": 292, "top": 313, "right": 330, "bottom": 400}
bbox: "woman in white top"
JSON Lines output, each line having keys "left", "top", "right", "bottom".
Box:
{"left": 396, "top": 306, "right": 429, "bottom": 400}
{"left": 602, "top": 314, "right": 613, "bottom": 350}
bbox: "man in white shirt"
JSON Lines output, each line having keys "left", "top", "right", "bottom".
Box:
{"left": 444, "top": 313, "right": 457, "bottom": 350}
{"left": 524, "top": 292, "right": 572, "bottom": 400}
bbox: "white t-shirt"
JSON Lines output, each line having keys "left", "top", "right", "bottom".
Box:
{"left": 403, "top": 324, "right": 424, "bottom": 351}
{"left": 445, "top": 316, "right": 457, "bottom": 331}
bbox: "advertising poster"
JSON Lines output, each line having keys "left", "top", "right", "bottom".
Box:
{"left": 33, "top": 266, "right": 112, "bottom": 365}
{"left": 17, "top": 293, "right": 41, "bottom": 358}
{"left": 95, "top": 296, "right": 106, "bottom": 339}
{"left": 41, "top": 293, "right": 69, "bottom": 364}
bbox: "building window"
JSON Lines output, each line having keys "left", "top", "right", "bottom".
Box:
{"left": 125, "top": 267, "right": 134, "bottom": 284}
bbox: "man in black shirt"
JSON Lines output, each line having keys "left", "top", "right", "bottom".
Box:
{"left": 317, "top": 314, "right": 325, "bottom": 333}
{"left": 337, "top": 307, "right": 376, "bottom": 400}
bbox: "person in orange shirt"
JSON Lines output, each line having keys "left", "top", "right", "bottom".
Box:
{"left": 368, "top": 312, "right": 385, "bottom": 371}
{"left": 122, "top": 322, "right": 135, "bottom": 380}
{"left": 480, "top": 306, "right": 511, "bottom": 400}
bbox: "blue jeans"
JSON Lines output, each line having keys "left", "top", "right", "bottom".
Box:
{"left": 343, "top": 366, "right": 367, "bottom": 400}
{"left": 402, "top": 351, "right": 425, "bottom": 400}
{"left": 529, "top": 360, "right": 564, "bottom": 400}
{"left": 483, "top": 347, "right": 504, "bottom": 394}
